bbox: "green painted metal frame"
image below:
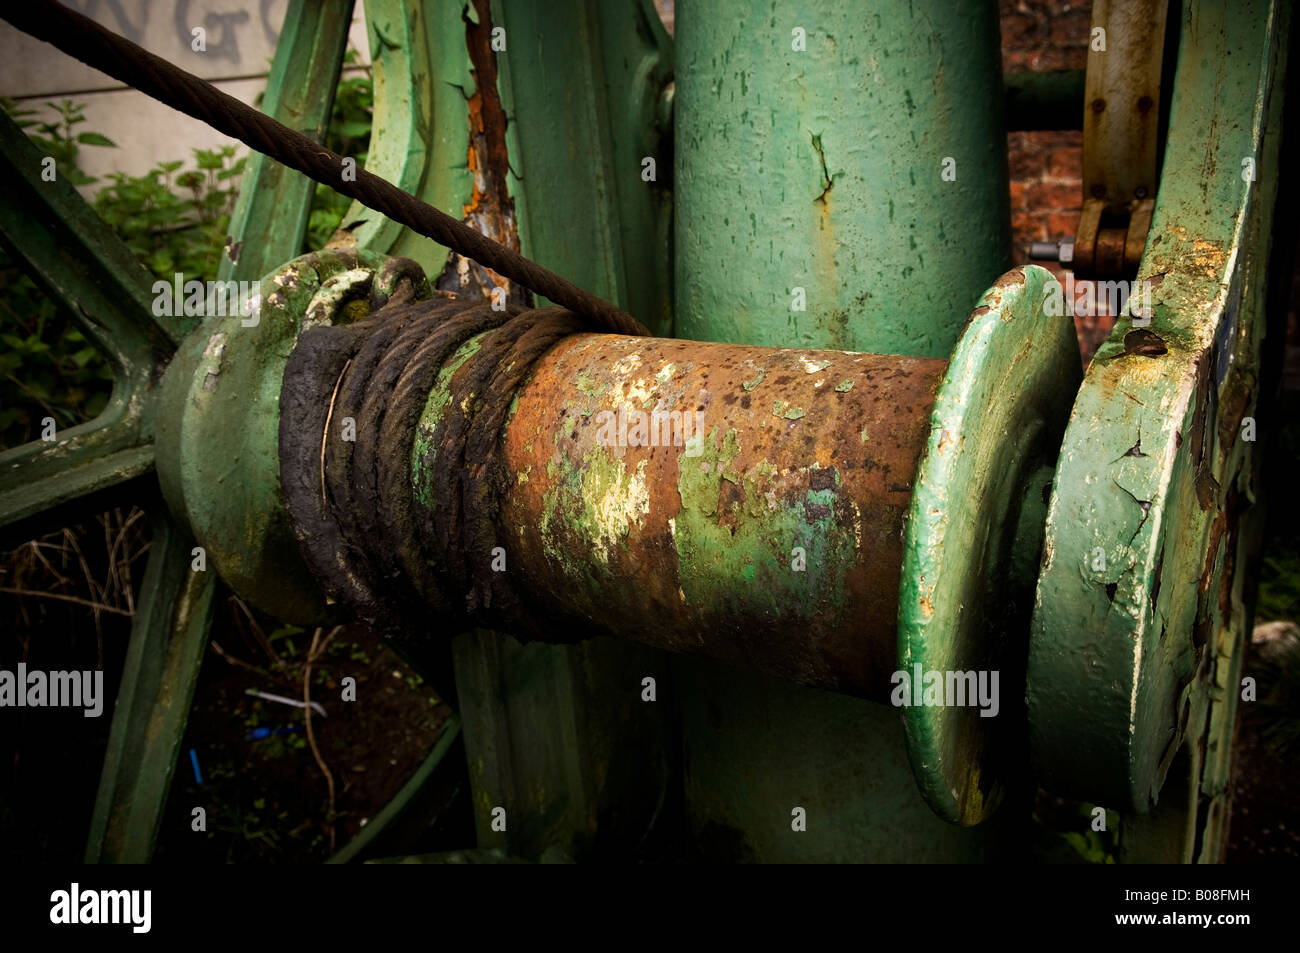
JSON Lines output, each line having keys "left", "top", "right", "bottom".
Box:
{"left": 1028, "top": 0, "right": 1290, "bottom": 861}
{"left": 333, "top": 0, "right": 473, "bottom": 266}
{"left": 219, "top": 0, "right": 355, "bottom": 284}
{"left": 0, "top": 110, "right": 171, "bottom": 533}
{"left": 85, "top": 510, "right": 215, "bottom": 863}
{"left": 1, "top": 1, "right": 465, "bottom": 863}
{"left": 497, "top": 0, "right": 675, "bottom": 336}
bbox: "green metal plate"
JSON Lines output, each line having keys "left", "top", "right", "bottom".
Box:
{"left": 1027, "top": 0, "right": 1287, "bottom": 845}
{"left": 899, "top": 264, "right": 1080, "bottom": 826}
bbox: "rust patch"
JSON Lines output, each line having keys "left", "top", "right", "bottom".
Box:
{"left": 437, "top": 0, "right": 530, "bottom": 308}
{"left": 1123, "top": 328, "right": 1168, "bottom": 357}
{"left": 993, "top": 268, "right": 1026, "bottom": 290}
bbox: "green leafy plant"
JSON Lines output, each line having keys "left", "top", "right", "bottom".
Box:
{"left": 9, "top": 97, "right": 116, "bottom": 187}
{"left": 0, "top": 57, "right": 372, "bottom": 451}
{"left": 0, "top": 98, "right": 119, "bottom": 444}
{"left": 0, "top": 266, "right": 114, "bottom": 443}
{"left": 93, "top": 146, "right": 246, "bottom": 283}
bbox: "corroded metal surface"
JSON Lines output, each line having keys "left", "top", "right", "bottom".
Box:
{"left": 1028, "top": 0, "right": 1288, "bottom": 866}
{"left": 1080, "top": 0, "right": 1168, "bottom": 213}
{"left": 1074, "top": 0, "right": 1169, "bottom": 279}
{"left": 412, "top": 333, "right": 945, "bottom": 698}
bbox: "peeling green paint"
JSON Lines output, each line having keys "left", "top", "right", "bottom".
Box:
{"left": 412, "top": 335, "right": 484, "bottom": 510}
{"left": 575, "top": 369, "right": 604, "bottom": 398}
{"left": 538, "top": 447, "right": 650, "bottom": 570}
{"left": 672, "top": 428, "right": 856, "bottom": 623}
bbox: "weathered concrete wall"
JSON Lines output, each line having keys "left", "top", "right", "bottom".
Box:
{"left": 0, "top": 1, "right": 369, "bottom": 187}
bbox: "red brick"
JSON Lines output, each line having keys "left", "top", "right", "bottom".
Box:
{"left": 1012, "top": 211, "right": 1047, "bottom": 246}
{"left": 1010, "top": 210, "right": 1035, "bottom": 235}
{"left": 1046, "top": 146, "right": 1083, "bottom": 180}
{"left": 1008, "top": 137, "right": 1041, "bottom": 179}
{"left": 1047, "top": 210, "right": 1080, "bottom": 237}
{"left": 1050, "top": 10, "right": 1092, "bottom": 46}
{"left": 1001, "top": 13, "right": 1040, "bottom": 50}
{"left": 1027, "top": 179, "right": 1082, "bottom": 211}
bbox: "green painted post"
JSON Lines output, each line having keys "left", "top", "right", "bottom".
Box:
{"left": 672, "top": 0, "right": 1016, "bottom": 859}
{"left": 675, "top": 0, "right": 1010, "bottom": 358}
{"left": 218, "top": 1, "right": 354, "bottom": 284}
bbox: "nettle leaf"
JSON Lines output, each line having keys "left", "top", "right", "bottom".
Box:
{"left": 70, "top": 347, "right": 98, "bottom": 369}
{"left": 76, "top": 131, "right": 115, "bottom": 147}
{"left": 194, "top": 149, "right": 224, "bottom": 170}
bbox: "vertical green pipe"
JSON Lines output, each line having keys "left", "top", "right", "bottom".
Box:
{"left": 676, "top": 0, "right": 1009, "bottom": 358}
{"left": 673, "top": 0, "right": 1014, "bottom": 860}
